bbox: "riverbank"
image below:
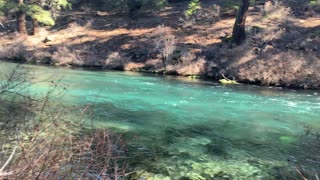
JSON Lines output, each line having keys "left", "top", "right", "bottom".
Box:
{"left": 0, "top": 1, "right": 319, "bottom": 89}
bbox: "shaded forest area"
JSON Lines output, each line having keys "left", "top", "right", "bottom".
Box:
{"left": 0, "top": 0, "right": 320, "bottom": 88}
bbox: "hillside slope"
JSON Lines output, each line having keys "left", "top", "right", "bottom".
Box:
{"left": 0, "top": 1, "right": 319, "bottom": 88}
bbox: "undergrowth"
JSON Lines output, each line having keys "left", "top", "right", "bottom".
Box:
{"left": 0, "top": 65, "right": 127, "bottom": 179}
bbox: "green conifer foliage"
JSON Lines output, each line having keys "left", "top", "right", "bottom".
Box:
{"left": 185, "top": 0, "right": 201, "bottom": 17}
{"left": 0, "top": 0, "right": 71, "bottom": 28}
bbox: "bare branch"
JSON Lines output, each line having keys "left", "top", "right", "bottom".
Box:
{"left": 0, "top": 145, "right": 17, "bottom": 173}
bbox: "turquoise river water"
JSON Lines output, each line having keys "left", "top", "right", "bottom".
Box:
{"left": 1, "top": 62, "right": 320, "bottom": 179}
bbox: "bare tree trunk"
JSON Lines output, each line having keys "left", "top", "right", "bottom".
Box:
{"left": 16, "top": 0, "right": 27, "bottom": 35}
{"left": 32, "top": 19, "right": 39, "bottom": 35}
{"left": 231, "top": 0, "right": 250, "bottom": 45}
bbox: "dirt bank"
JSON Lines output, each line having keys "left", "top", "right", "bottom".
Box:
{"left": 0, "top": 1, "right": 319, "bottom": 89}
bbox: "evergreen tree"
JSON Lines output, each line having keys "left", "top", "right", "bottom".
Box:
{"left": 0, "top": 0, "right": 71, "bottom": 35}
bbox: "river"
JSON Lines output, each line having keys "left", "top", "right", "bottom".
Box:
{"left": 1, "top": 62, "right": 319, "bottom": 179}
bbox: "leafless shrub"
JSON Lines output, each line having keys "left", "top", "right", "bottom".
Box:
{"left": 304, "top": 6, "right": 320, "bottom": 17}
{"left": 263, "top": 1, "right": 292, "bottom": 22}
{"left": 0, "top": 65, "right": 33, "bottom": 132}
{"left": 180, "top": 5, "right": 221, "bottom": 28}
{"left": 104, "top": 52, "right": 128, "bottom": 70}
{"left": 152, "top": 25, "right": 176, "bottom": 71}
{"left": 176, "top": 57, "right": 206, "bottom": 76}
{"left": 77, "top": 129, "right": 127, "bottom": 179}
{"left": 3, "top": 120, "right": 127, "bottom": 179}
{"left": 0, "top": 39, "right": 28, "bottom": 61}
{"left": 0, "top": 66, "right": 127, "bottom": 179}
{"left": 249, "top": 2, "right": 293, "bottom": 52}
{"left": 179, "top": 49, "right": 197, "bottom": 65}
{"left": 179, "top": 16, "right": 196, "bottom": 28}
{"left": 124, "top": 62, "right": 145, "bottom": 71}
{"left": 51, "top": 46, "right": 81, "bottom": 66}
{"left": 165, "top": 49, "right": 206, "bottom": 76}
{"left": 144, "top": 59, "right": 164, "bottom": 71}
{"left": 196, "top": 5, "right": 221, "bottom": 24}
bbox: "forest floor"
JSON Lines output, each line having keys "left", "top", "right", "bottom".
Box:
{"left": 0, "top": 1, "right": 320, "bottom": 88}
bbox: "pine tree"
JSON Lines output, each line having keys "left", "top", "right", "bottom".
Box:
{"left": 0, "top": 0, "right": 71, "bottom": 35}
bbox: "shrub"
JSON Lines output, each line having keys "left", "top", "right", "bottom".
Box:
{"left": 0, "top": 37, "right": 28, "bottom": 61}
{"left": 0, "top": 65, "right": 127, "bottom": 179}
{"left": 152, "top": 25, "right": 176, "bottom": 71}
{"left": 263, "top": 0, "right": 292, "bottom": 19}
{"left": 180, "top": 4, "right": 221, "bottom": 28}
{"left": 104, "top": 51, "right": 128, "bottom": 70}
{"left": 51, "top": 46, "right": 80, "bottom": 66}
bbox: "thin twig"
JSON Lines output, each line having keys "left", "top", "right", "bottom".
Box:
{"left": 0, "top": 22, "right": 5, "bottom": 28}
{"left": 222, "top": 74, "right": 231, "bottom": 81}
{"left": 295, "top": 167, "right": 307, "bottom": 180}
{"left": 0, "top": 145, "right": 17, "bottom": 173}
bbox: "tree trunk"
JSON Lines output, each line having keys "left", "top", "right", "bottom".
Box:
{"left": 16, "top": 0, "right": 27, "bottom": 35}
{"left": 32, "top": 19, "right": 39, "bottom": 35}
{"left": 231, "top": 0, "right": 250, "bottom": 45}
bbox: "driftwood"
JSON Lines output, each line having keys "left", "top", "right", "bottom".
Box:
{"left": 219, "top": 74, "right": 239, "bottom": 84}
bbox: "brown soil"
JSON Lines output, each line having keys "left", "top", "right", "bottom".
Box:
{"left": 0, "top": 1, "right": 319, "bottom": 89}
